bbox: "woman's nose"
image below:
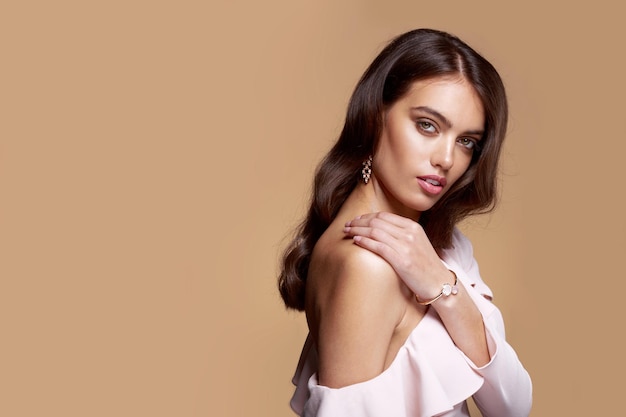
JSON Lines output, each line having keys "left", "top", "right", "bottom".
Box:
{"left": 430, "top": 137, "right": 455, "bottom": 171}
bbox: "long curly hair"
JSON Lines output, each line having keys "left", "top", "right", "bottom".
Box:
{"left": 279, "top": 28, "right": 508, "bottom": 311}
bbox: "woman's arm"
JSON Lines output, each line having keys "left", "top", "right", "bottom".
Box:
{"left": 343, "top": 212, "right": 490, "bottom": 366}
{"left": 447, "top": 230, "right": 533, "bottom": 417}
{"left": 343, "top": 212, "right": 532, "bottom": 416}
{"left": 470, "top": 309, "right": 533, "bottom": 417}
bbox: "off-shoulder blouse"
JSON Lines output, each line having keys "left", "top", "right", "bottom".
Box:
{"left": 289, "top": 228, "right": 532, "bottom": 417}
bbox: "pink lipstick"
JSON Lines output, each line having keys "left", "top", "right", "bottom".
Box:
{"left": 417, "top": 175, "right": 447, "bottom": 195}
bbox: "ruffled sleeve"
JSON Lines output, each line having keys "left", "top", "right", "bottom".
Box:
{"left": 440, "top": 228, "right": 533, "bottom": 417}
{"left": 291, "top": 305, "right": 485, "bottom": 417}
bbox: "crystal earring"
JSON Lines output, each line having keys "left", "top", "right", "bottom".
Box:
{"left": 361, "top": 155, "right": 373, "bottom": 184}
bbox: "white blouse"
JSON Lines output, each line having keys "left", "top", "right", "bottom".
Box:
{"left": 290, "top": 228, "right": 532, "bottom": 417}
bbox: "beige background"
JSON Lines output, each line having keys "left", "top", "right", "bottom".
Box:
{"left": 1, "top": 1, "right": 624, "bottom": 416}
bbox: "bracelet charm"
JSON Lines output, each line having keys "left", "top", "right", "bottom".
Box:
{"left": 415, "top": 271, "right": 458, "bottom": 306}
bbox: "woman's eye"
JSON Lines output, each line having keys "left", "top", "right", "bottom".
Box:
{"left": 417, "top": 121, "right": 436, "bottom": 133}
{"left": 458, "top": 137, "right": 477, "bottom": 150}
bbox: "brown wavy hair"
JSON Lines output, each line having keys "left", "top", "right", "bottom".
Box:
{"left": 278, "top": 28, "right": 509, "bottom": 310}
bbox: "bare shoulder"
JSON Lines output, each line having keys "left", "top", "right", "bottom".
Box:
{"left": 307, "top": 234, "right": 406, "bottom": 317}
{"left": 305, "top": 232, "right": 410, "bottom": 387}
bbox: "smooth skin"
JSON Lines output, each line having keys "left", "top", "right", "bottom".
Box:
{"left": 305, "top": 76, "right": 491, "bottom": 389}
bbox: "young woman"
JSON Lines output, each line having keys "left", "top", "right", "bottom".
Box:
{"left": 278, "top": 28, "right": 532, "bottom": 417}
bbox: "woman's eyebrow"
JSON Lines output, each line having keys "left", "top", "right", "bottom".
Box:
{"left": 412, "top": 106, "right": 452, "bottom": 128}
{"left": 412, "top": 106, "right": 484, "bottom": 136}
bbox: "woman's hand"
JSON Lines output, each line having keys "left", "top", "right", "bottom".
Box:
{"left": 343, "top": 212, "right": 453, "bottom": 300}
{"left": 344, "top": 211, "right": 491, "bottom": 366}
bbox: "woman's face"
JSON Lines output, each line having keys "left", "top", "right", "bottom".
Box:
{"left": 371, "top": 76, "right": 485, "bottom": 219}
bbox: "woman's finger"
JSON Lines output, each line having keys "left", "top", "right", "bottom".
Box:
{"left": 343, "top": 217, "right": 405, "bottom": 241}
{"left": 346, "top": 211, "right": 419, "bottom": 229}
{"left": 346, "top": 213, "right": 427, "bottom": 245}
{"left": 352, "top": 235, "right": 402, "bottom": 266}
{"left": 344, "top": 224, "right": 400, "bottom": 249}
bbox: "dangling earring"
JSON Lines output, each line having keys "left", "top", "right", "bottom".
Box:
{"left": 361, "top": 155, "right": 373, "bottom": 184}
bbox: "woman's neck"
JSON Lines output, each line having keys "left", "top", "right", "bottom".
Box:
{"left": 338, "top": 181, "right": 421, "bottom": 223}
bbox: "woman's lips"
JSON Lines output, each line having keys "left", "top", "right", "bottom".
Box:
{"left": 417, "top": 175, "right": 447, "bottom": 195}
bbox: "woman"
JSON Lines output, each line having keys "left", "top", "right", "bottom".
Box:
{"left": 278, "top": 28, "right": 532, "bottom": 417}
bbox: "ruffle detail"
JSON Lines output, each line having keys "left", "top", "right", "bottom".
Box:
{"left": 291, "top": 301, "right": 488, "bottom": 417}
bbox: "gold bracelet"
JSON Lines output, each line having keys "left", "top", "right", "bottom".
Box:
{"left": 415, "top": 270, "right": 459, "bottom": 306}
